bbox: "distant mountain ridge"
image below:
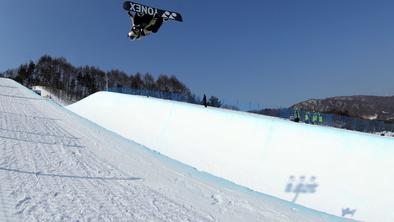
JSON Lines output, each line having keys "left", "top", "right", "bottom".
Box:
{"left": 292, "top": 95, "right": 394, "bottom": 122}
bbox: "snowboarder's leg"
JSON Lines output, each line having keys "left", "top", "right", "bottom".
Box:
{"left": 146, "top": 18, "right": 163, "bottom": 33}
{"left": 141, "top": 16, "right": 158, "bottom": 35}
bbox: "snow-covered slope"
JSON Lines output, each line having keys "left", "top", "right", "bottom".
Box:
{"left": 68, "top": 91, "right": 394, "bottom": 222}
{"left": 31, "top": 86, "right": 72, "bottom": 106}
{"left": 0, "top": 78, "right": 357, "bottom": 221}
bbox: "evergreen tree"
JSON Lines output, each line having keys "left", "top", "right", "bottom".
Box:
{"left": 208, "top": 96, "right": 222, "bottom": 107}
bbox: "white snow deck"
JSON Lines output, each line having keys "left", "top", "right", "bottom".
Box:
{"left": 68, "top": 91, "right": 394, "bottom": 222}
{"left": 0, "top": 78, "right": 358, "bottom": 221}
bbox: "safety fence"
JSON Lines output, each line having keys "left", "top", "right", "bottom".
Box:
{"left": 277, "top": 108, "right": 394, "bottom": 134}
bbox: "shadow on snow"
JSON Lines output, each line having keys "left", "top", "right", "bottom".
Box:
{"left": 0, "top": 167, "right": 142, "bottom": 181}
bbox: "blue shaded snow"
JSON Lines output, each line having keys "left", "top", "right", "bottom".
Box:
{"left": 19, "top": 84, "right": 359, "bottom": 222}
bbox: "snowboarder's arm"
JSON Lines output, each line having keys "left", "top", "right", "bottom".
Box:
{"left": 128, "top": 11, "right": 134, "bottom": 18}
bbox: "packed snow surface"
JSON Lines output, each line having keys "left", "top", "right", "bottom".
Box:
{"left": 0, "top": 78, "right": 358, "bottom": 221}
{"left": 68, "top": 91, "right": 394, "bottom": 222}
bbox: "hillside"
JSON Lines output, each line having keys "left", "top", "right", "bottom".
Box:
{"left": 292, "top": 95, "right": 394, "bottom": 122}
{"left": 2, "top": 55, "right": 199, "bottom": 104}
{"left": 68, "top": 90, "right": 394, "bottom": 222}
{"left": 1, "top": 77, "right": 360, "bottom": 221}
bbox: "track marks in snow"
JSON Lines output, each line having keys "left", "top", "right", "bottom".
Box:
{"left": 0, "top": 80, "right": 215, "bottom": 221}
{"left": 0, "top": 79, "right": 351, "bottom": 222}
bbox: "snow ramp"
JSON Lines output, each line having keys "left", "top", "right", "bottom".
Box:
{"left": 68, "top": 91, "right": 394, "bottom": 222}
{"left": 0, "top": 78, "right": 358, "bottom": 221}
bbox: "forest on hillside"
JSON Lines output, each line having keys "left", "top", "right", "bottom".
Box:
{"left": 1, "top": 55, "right": 222, "bottom": 107}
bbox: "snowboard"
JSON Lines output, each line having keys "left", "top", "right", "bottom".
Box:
{"left": 123, "top": 1, "right": 183, "bottom": 22}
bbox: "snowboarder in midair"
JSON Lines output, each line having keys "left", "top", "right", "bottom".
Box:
{"left": 123, "top": 1, "right": 183, "bottom": 41}
{"left": 127, "top": 11, "right": 164, "bottom": 40}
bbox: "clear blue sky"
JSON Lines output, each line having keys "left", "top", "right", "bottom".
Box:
{"left": 1, "top": 0, "right": 394, "bottom": 108}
